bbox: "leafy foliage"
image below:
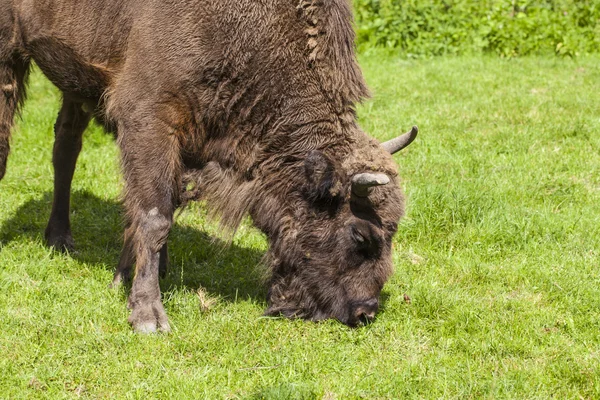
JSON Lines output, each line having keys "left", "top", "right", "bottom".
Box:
{"left": 354, "top": 0, "right": 600, "bottom": 56}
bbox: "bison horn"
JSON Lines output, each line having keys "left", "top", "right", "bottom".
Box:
{"left": 352, "top": 173, "right": 390, "bottom": 197}
{"left": 381, "top": 126, "right": 418, "bottom": 154}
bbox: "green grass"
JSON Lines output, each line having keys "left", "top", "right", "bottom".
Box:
{"left": 1, "top": 55, "right": 600, "bottom": 399}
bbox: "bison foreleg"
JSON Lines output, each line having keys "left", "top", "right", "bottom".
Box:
{"left": 110, "top": 223, "right": 135, "bottom": 287}
{"left": 118, "top": 120, "right": 181, "bottom": 333}
{"left": 127, "top": 208, "right": 172, "bottom": 333}
{"left": 158, "top": 244, "right": 168, "bottom": 279}
{"left": 45, "top": 99, "right": 91, "bottom": 251}
{"left": 111, "top": 223, "right": 168, "bottom": 288}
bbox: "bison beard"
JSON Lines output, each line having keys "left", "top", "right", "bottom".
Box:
{"left": 0, "top": 0, "right": 417, "bottom": 332}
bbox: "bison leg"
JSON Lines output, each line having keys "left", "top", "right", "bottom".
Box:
{"left": 44, "top": 99, "right": 91, "bottom": 251}
{"left": 127, "top": 208, "right": 172, "bottom": 333}
{"left": 110, "top": 222, "right": 168, "bottom": 288}
{"left": 110, "top": 222, "right": 135, "bottom": 287}
{"left": 118, "top": 122, "right": 181, "bottom": 333}
{"left": 159, "top": 243, "right": 168, "bottom": 278}
{"left": 0, "top": 55, "right": 30, "bottom": 181}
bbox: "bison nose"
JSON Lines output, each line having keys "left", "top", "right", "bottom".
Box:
{"left": 351, "top": 298, "right": 379, "bottom": 325}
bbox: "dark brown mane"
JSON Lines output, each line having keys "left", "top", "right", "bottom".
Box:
{"left": 297, "top": 0, "right": 370, "bottom": 110}
{"left": 179, "top": 0, "right": 374, "bottom": 234}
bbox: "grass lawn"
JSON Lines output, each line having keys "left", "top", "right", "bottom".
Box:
{"left": 1, "top": 54, "right": 599, "bottom": 399}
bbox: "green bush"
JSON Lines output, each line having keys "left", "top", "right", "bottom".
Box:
{"left": 353, "top": 0, "right": 600, "bottom": 56}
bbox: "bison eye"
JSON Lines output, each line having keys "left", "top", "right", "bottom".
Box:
{"left": 351, "top": 226, "right": 373, "bottom": 252}
{"left": 351, "top": 227, "right": 366, "bottom": 245}
{"left": 350, "top": 224, "right": 382, "bottom": 258}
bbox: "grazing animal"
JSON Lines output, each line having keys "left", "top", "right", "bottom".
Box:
{"left": 0, "top": 0, "right": 418, "bottom": 332}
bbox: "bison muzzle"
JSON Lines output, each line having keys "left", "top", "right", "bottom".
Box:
{"left": 0, "top": 0, "right": 417, "bottom": 332}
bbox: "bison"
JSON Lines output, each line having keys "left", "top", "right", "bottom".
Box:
{"left": 0, "top": 0, "right": 417, "bottom": 332}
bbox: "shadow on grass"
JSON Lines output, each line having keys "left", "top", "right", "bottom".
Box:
{"left": 0, "top": 190, "right": 394, "bottom": 321}
{"left": 0, "top": 191, "right": 267, "bottom": 303}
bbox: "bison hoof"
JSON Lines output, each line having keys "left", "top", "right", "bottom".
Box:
{"left": 45, "top": 229, "right": 75, "bottom": 252}
{"left": 128, "top": 301, "right": 171, "bottom": 334}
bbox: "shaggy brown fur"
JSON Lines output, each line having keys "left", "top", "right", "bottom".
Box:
{"left": 0, "top": 0, "right": 415, "bottom": 332}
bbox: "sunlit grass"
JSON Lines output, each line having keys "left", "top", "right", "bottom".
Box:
{"left": 1, "top": 55, "right": 599, "bottom": 398}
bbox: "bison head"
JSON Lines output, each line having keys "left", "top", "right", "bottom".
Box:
{"left": 258, "top": 127, "right": 418, "bottom": 326}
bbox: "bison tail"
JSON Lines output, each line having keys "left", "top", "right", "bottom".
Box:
{"left": 0, "top": 55, "right": 30, "bottom": 180}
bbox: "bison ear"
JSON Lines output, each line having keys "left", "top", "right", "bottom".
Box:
{"left": 304, "top": 150, "right": 342, "bottom": 200}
